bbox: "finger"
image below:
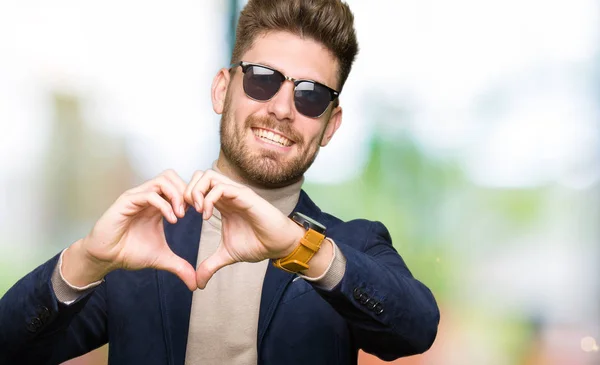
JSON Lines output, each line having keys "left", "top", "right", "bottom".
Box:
{"left": 152, "top": 176, "right": 185, "bottom": 218}
{"left": 129, "top": 169, "right": 178, "bottom": 194}
{"left": 125, "top": 191, "right": 177, "bottom": 224}
{"left": 184, "top": 170, "right": 205, "bottom": 211}
{"left": 154, "top": 250, "right": 197, "bottom": 291}
{"left": 161, "top": 170, "right": 188, "bottom": 217}
{"left": 196, "top": 247, "right": 235, "bottom": 289}
{"left": 128, "top": 174, "right": 184, "bottom": 218}
{"left": 191, "top": 170, "right": 233, "bottom": 213}
{"left": 199, "top": 170, "right": 242, "bottom": 189}
{"left": 202, "top": 183, "right": 240, "bottom": 220}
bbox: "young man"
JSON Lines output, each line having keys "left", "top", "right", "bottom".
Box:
{"left": 0, "top": 0, "right": 439, "bottom": 364}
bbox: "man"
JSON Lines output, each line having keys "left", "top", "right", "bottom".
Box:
{"left": 0, "top": 0, "right": 439, "bottom": 364}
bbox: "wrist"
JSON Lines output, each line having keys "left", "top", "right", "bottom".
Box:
{"left": 62, "top": 239, "right": 113, "bottom": 287}
{"left": 299, "top": 237, "right": 334, "bottom": 277}
{"left": 278, "top": 220, "right": 305, "bottom": 258}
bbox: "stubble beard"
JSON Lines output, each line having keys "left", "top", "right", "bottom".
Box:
{"left": 219, "top": 95, "right": 321, "bottom": 188}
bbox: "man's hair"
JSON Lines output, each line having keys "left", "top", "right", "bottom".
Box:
{"left": 232, "top": 0, "right": 359, "bottom": 91}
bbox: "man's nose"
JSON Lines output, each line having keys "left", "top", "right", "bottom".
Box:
{"left": 266, "top": 80, "right": 295, "bottom": 121}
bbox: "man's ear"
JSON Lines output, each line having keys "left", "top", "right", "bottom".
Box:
{"left": 211, "top": 68, "right": 231, "bottom": 114}
{"left": 320, "top": 106, "right": 343, "bottom": 147}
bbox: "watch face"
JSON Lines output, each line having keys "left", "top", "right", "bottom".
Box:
{"left": 292, "top": 212, "right": 326, "bottom": 234}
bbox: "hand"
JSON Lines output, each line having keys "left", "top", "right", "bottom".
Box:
{"left": 184, "top": 170, "right": 304, "bottom": 289}
{"left": 62, "top": 170, "right": 197, "bottom": 291}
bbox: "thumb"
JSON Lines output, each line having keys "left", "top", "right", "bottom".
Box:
{"left": 196, "top": 248, "right": 234, "bottom": 289}
{"left": 154, "top": 251, "right": 197, "bottom": 291}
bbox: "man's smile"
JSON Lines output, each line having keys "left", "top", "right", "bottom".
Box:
{"left": 251, "top": 127, "right": 294, "bottom": 147}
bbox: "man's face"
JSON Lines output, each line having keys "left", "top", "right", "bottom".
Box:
{"left": 215, "top": 31, "right": 342, "bottom": 188}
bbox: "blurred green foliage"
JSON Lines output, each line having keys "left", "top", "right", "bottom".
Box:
{"left": 305, "top": 133, "right": 456, "bottom": 297}
{"left": 305, "top": 130, "right": 548, "bottom": 302}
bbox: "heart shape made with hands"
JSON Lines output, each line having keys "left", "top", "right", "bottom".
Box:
{"left": 180, "top": 170, "right": 302, "bottom": 289}
{"left": 70, "top": 169, "right": 303, "bottom": 292}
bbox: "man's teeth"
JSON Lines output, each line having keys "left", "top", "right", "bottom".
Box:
{"left": 253, "top": 129, "right": 292, "bottom": 147}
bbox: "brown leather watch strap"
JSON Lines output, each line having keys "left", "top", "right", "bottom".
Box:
{"left": 272, "top": 228, "right": 325, "bottom": 273}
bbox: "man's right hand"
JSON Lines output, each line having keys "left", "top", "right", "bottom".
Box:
{"left": 61, "top": 170, "right": 197, "bottom": 291}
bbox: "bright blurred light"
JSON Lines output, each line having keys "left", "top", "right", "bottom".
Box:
{"left": 581, "top": 336, "right": 598, "bottom": 352}
{"left": 1, "top": 0, "right": 598, "bottom": 187}
{"left": 0, "top": 1, "right": 226, "bottom": 181}
{"left": 345, "top": 0, "right": 599, "bottom": 188}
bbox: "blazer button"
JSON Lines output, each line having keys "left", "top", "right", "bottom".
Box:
{"left": 374, "top": 303, "right": 384, "bottom": 315}
{"left": 359, "top": 293, "right": 370, "bottom": 305}
{"left": 353, "top": 288, "right": 363, "bottom": 300}
{"left": 26, "top": 318, "right": 43, "bottom": 333}
{"left": 367, "top": 300, "right": 378, "bottom": 311}
{"left": 38, "top": 306, "right": 51, "bottom": 322}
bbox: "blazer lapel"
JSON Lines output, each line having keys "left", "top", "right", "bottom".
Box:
{"left": 157, "top": 209, "right": 203, "bottom": 365}
{"left": 257, "top": 262, "right": 294, "bottom": 349}
{"left": 257, "top": 190, "right": 322, "bottom": 349}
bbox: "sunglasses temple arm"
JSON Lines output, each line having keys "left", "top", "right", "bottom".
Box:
{"left": 228, "top": 61, "right": 244, "bottom": 71}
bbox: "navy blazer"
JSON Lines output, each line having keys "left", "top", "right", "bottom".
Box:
{"left": 0, "top": 190, "right": 439, "bottom": 364}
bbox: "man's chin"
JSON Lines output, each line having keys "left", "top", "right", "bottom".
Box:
{"left": 240, "top": 158, "right": 303, "bottom": 187}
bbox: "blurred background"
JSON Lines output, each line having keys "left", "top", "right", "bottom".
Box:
{"left": 0, "top": 0, "right": 598, "bottom": 364}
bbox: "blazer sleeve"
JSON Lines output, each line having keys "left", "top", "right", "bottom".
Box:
{"left": 314, "top": 220, "right": 440, "bottom": 360}
{"left": 0, "top": 253, "right": 108, "bottom": 365}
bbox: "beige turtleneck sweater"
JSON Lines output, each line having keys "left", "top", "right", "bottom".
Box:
{"left": 51, "top": 165, "right": 347, "bottom": 365}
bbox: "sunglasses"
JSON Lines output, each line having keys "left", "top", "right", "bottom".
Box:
{"left": 230, "top": 61, "right": 340, "bottom": 118}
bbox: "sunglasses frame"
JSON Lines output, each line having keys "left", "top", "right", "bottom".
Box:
{"left": 230, "top": 61, "right": 340, "bottom": 118}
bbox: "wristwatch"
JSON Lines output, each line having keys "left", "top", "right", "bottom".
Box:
{"left": 272, "top": 212, "right": 326, "bottom": 273}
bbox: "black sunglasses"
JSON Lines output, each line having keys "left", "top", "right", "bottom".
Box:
{"left": 230, "top": 61, "right": 339, "bottom": 118}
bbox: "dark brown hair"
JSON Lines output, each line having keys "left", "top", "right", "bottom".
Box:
{"left": 231, "top": 0, "right": 359, "bottom": 92}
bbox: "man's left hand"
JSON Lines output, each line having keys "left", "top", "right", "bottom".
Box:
{"left": 183, "top": 170, "right": 304, "bottom": 289}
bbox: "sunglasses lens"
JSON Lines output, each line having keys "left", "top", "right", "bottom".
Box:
{"left": 239, "top": 63, "right": 334, "bottom": 118}
{"left": 294, "top": 81, "right": 332, "bottom": 118}
{"left": 243, "top": 65, "right": 284, "bottom": 101}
